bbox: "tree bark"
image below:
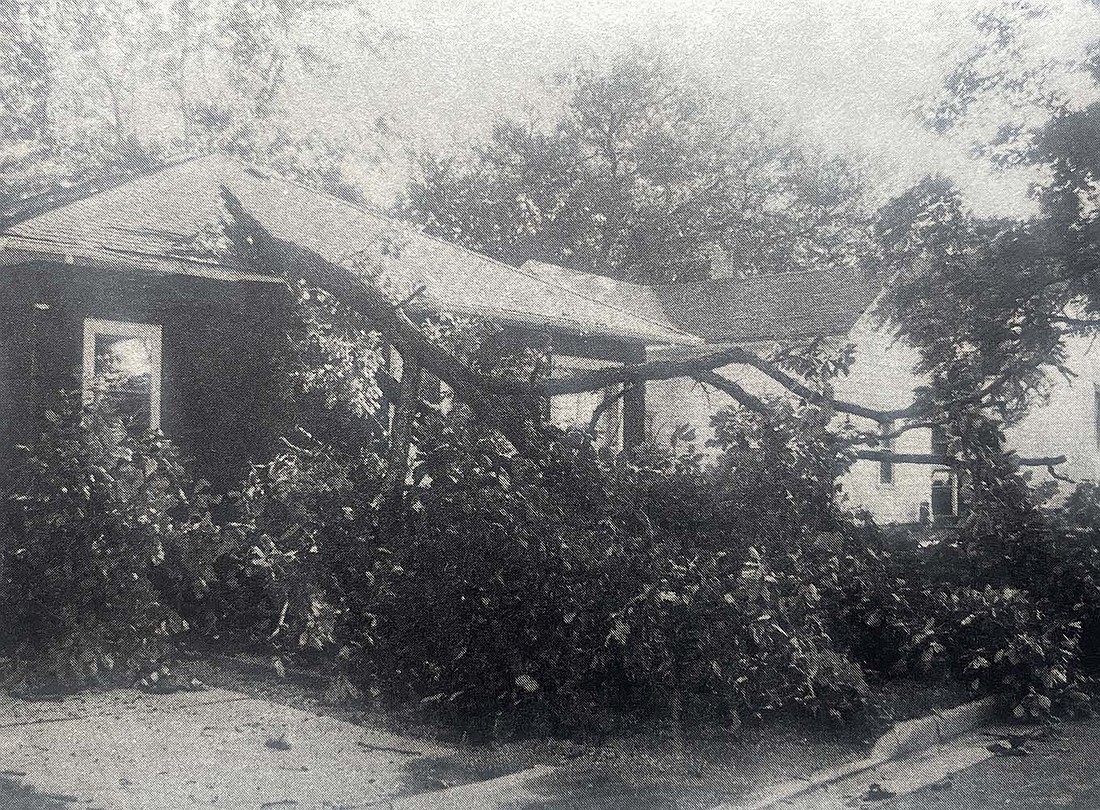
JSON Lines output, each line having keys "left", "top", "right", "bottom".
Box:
{"left": 854, "top": 449, "right": 1066, "bottom": 467}
{"left": 382, "top": 348, "right": 421, "bottom": 531}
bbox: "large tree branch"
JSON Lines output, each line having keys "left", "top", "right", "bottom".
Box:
{"left": 219, "top": 188, "right": 1053, "bottom": 469}
{"left": 854, "top": 449, "right": 1067, "bottom": 467}
{"left": 549, "top": 347, "right": 921, "bottom": 423}
{"left": 692, "top": 371, "right": 771, "bottom": 414}
{"left": 221, "top": 188, "right": 545, "bottom": 456}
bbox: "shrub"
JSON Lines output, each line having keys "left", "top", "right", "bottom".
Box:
{"left": 347, "top": 423, "right": 876, "bottom": 735}
{"left": 902, "top": 584, "right": 1092, "bottom": 720}
{"left": 210, "top": 432, "right": 386, "bottom": 655}
{"left": 0, "top": 401, "right": 211, "bottom": 689}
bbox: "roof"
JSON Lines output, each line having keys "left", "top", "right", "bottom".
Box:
{"left": 0, "top": 155, "right": 700, "bottom": 347}
{"left": 523, "top": 259, "right": 881, "bottom": 344}
{"left": 650, "top": 268, "right": 882, "bottom": 343}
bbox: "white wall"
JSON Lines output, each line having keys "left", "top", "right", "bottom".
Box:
{"left": 645, "top": 317, "right": 1100, "bottom": 524}
{"left": 1005, "top": 334, "right": 1100, "bottom": 490}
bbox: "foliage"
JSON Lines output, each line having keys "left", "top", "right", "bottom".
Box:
{"left": 0, "top": 399, "right": 212, "bottom": 688}
{"left": 903, "top": 584, "right": 1091, "bottom": 721}
{"left": 209, "top": 434, "right": 386, "bottom": 655}
{"left": 0, "top": 0, "right": 390, "bottom": 215}
{"left": 355, "top": 422, "right": 875, "bottom": 735}
{"left": 403, "top": 54, "right": 875, "bottom": 283}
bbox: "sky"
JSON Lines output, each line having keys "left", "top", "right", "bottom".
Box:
{"left": 291, "top": 0, "right": 1100, "bottom": 215}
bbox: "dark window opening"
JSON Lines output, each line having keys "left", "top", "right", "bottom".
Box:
{"left": 879, "top": 420, "right": 894, "bottom": 485}
{"left": 930, "top": 425, "right": 959, "bottom": 523}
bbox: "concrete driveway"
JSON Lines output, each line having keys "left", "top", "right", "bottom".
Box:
{"left": 0, "top": 687, "right": 452, "bottom": 809}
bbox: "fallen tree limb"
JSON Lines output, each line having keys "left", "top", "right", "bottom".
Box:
{"left": 554, "top": 346, "right": 921, "bottom": 423}
{"left": 854, "top": 450, "right": 1067, "bottom": 467}
{"left": 221, "top": 188, "right": 545, "bottom": 455}
{"left": 692, "top": 371, "right": 772, "bottom": 414}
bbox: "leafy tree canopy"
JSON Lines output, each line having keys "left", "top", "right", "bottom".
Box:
{"left": 0, "top": 0, "right": 392, "bottom": 215}
{"left": 402, "top": 55, "right": 876, "bottom": 284}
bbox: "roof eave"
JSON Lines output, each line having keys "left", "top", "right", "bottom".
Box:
{"left": 0, "top": 237, "right": 284, "bottom": 285}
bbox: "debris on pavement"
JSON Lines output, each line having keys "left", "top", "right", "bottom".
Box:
{"left": 928, "top": 776, "right": 952, "bottom": 792}
{"left": 356, "top": 740, "right": 423, "bottom": 756}
{"left": 861, "top": 783, "right": 897, "bottom": 802}
{"left": 265, "top": 732, "right": 293, "bottom": 751}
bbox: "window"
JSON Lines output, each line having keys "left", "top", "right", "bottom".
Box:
{"left": 931, "top": 469, "right": 959, "bottom": 521}
{"left": 930, "top": 425, "right": 959, "bottom": 521}
{"left": 1094, "top": 384, "right": 1100, "bottom": 448}
{"left": 82, "top": 318, "right": 163, "bottom": 431}
{"left": 879, "top": 420, "right": 894, "bottom": 485}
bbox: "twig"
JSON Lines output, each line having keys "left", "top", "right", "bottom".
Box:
{"left": 356, "top": 740, "right": 423, "bottom": 757}
{"left": 390, "top": 284, "right": 427, "bottom": 312}
{"left": 587, "top": 383, "right": 630, "bottom": 433}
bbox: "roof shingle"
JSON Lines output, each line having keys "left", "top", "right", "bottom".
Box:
{"left": 1, "top": 155, "right": 700, "bottom": 347}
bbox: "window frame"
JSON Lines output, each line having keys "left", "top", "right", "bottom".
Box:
{"left": 82, "top": 318, "right": 163, "bottom": 431}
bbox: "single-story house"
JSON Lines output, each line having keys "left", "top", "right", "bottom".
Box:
{"left": 1, "top": 154, "right": 1094, "bottom": 523}
{"left": 0, "top": 154, "right": 698, "bottom": 486}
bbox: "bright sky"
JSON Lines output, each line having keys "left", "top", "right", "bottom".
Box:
{"left": 292, "top": 0, "right": 1100, "bottom": 215}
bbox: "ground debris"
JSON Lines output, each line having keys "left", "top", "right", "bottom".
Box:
{"left": 861, "top": 783, "right": 896, "bottom": 802}
{"left": 356, "top": 740, "right": 422, "bottom": 757}
{"left": 265, "top": 733, "right": 292, "bottom": 751}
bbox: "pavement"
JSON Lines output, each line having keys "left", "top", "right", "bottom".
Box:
{"left": 731, "top": 719, "right": 1100, "bottom": 810}
{"left": 0, "top": 687, "right": 452, "bottom": 809}
{"left": 3, "top": 687, "right": 1100, "bottom": 810}
{"left": 887, "top": 720, "right": 1100, "bottom": 810}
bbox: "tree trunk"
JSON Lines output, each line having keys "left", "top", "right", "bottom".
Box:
{"left": 382, "top": 348, "right": 421, "bottom": 533}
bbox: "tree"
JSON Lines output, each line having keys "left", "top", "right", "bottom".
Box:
{"left": 854, "top": 0, "right": 1100, "bottom": 526}
{"left": 403, "top": 55, "right": 875, "bottom": 284}
{"left": 0, "top": 0, "right": 391, "bottom": 216}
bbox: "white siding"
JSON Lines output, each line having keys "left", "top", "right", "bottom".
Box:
{"left": 645, "top": 314, "right": 1100, "bottom": 524}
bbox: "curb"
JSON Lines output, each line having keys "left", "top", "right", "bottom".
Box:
{"left": 721, "top": 697, "right": 1000, "bottom": 810}
{"left": 870, "top": 696, "right": 998, "bottom": 760}
{"left": 383, "top": 765, "right": 557, "bottom": 810}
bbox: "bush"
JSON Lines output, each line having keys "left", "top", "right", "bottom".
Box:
{"left": 0, "top": 401, "right": 211, "bottom": 689}
{"left": 344, "top": 421, "right": 877, "bottom": 735}
{"left": 210, "top": 432, "right": 386, "bottom": 655}
{"left": 900, "top": 584, "right": 1092, "bottom": 720}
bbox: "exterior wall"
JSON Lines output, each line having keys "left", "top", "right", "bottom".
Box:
{"left": 645, "top": 313, "right": 1100, "bottom": 524}
{"left": 0, "top": 262, "right": 294, "bottom": 487}
{"left": 1005, "top": 334, "right": 1100, "bottom": 488}
{"left": 549, "top": 355, "right": 624, "bottom": 449}
{"left": 831, "top": 316, "right": 931, "bottom": 524}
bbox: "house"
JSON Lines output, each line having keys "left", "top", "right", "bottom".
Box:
{"left": 0, "top": 154, "right": 698, "bottom": 486}
{"left": 3, "top": 154, "right": 1093, "bottom": 523}
{"left": 529, "top": 262, "right": 1100, "bottom": 524}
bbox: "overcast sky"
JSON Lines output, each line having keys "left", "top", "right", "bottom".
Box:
{"left": 292, "top": 0, "right": 1100, "bottom": 215}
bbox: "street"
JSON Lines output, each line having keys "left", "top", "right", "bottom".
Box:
{"left": 886, "top": 719, "right": 1100, "bottom": 810}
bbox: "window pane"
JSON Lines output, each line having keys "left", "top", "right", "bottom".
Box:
{"left": 90, "top": 334, "right": 155, "bottom": 430}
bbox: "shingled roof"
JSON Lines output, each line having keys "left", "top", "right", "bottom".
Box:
{"left": 523, "top": 260, "right": 881, "bottom": 344}
{"left": 0, "top": 155, "right": 700, "bottom": 347}
{"left": 651, "top": 269, "right": 882, "bottom": 343}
